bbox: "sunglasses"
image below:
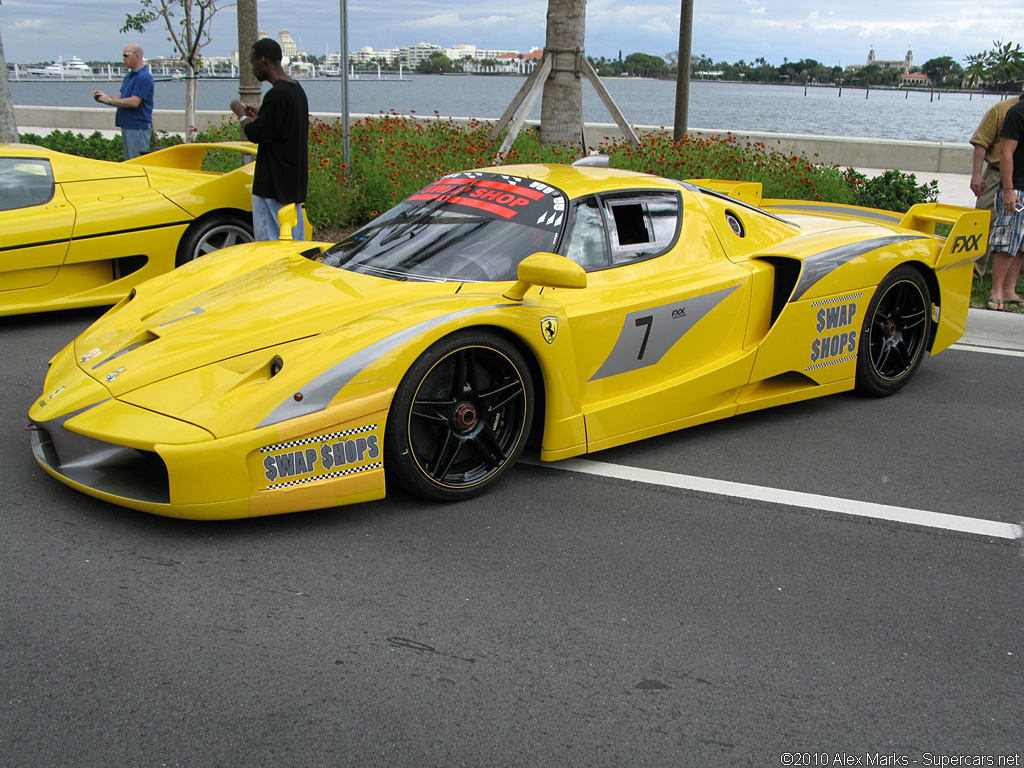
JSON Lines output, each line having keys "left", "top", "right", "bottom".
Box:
{"left": 122, "top": 52, "right": 136, "bottom": 58}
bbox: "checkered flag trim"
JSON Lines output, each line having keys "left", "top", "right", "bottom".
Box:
{"left": 260, "top": 424, "right": 378, "bottom": 453}
{"left": 810, "top": 293, "right": 862, "bottom": 307}
{"left": 931, "top": 303, "right": 940, "bottom": 323}
{"left": 805, "top": 355, "right": 857, "bottom": 371}
{"left": 266, "top": 462, "right": 383, "bottom": 490}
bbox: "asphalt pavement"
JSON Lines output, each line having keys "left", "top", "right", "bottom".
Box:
{"left": 1, "top": 297, "right": 1022, "bottom": 767}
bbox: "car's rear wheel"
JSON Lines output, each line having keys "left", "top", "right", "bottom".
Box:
{"left": 176, "top": 213, "right": 253, "bottom": 267}
{"left": 386, "top": 330, "right": 534, "bottom": 502}
{"left": 855, "top": 265, "right": 932, "bottom": 397}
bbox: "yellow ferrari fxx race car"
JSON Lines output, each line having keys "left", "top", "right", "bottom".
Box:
{"left": 27, "top": 161, "right": 987, "bottom": 520}
{"left": 1, "top": 142, "right": 259, "bottom": 316}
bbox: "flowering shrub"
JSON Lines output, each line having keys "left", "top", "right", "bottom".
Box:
{"left": 22, "top": 117, "right": 939, "bottom": 234}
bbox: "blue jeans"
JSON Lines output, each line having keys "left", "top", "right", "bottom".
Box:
{"left": 252, "top": 195, "right": 306, "bottom": 241}
{"left": 121, "top": 127, "right": 151, "bottom": 160}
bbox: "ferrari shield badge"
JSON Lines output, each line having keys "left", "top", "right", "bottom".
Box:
{"left": 541, "top": 316, "right": 558, "bottom": 344}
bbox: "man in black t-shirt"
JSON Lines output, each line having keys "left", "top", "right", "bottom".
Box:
{"left": 230, "top": 38, "right": 309, "bottom": 241}
{"left": 987, "top": 96, "right": 1024, "bottom": 310}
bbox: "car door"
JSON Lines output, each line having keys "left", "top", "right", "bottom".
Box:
{"left": 0, "top": 157, "right": 75, "bottom": 292}
{"left": 550, "top": 187, "right": 757, "bottom": 452}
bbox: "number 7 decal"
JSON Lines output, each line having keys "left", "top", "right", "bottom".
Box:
{"left": 635, "top": 315, "right": 653, "bottom": 360}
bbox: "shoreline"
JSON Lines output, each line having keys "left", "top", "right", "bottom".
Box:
{"left": 9, "top": 73, "right": 1019, "bottom": 98}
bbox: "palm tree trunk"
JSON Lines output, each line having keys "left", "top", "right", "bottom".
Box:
{"left": 0, "top": 25, "right": 18, "bottom": 143}
{"left": 539, "top": 0, "right": 585, "bottom": 148}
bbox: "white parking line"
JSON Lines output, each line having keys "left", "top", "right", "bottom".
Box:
{"left": 537, "top": 458, "right": 1024, "bottom": 541}
{"left": 950, "top": 343, "right": 1024, "bottom": 358}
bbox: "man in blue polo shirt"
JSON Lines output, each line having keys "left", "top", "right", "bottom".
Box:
{"left": 92, "top": 43, "right": 155, "bottom": 160}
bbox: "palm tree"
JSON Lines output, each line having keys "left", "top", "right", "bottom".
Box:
{"left": 963, "top": 53, "right": 986, "bottom": 90}
{"left": 539, "top": 0, "right": 585, "bottom": 147}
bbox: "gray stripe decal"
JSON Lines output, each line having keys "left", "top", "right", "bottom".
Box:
{"left": 257, "top": 304, "right": 521, "bottom": 428}
{"left": 790, "top": 235, "right": 926, "bottom": 302}
{"left": 589, "top": 286, "right": 737, "bottom": 381}
{"left": 764, "top": 204, "right": 902, "bottom": 223}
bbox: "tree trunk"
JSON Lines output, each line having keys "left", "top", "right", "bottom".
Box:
{"left": 0, "top": 25, "right": 18, "bottom": 143}
{"left": 673, "top": 0, "right": 693, "bottom": 141}
{"left": 236, "top": 0, "right": 260, "bottom": 110}
{"left": 539, "top": 0, "right": 585, "bottom": 148}
{"left": 185, "top": 63, "right": 197, "bottom": 141}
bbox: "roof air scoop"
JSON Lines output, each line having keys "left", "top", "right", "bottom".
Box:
{"left": 572, "top": 154, "right": 610, "bottom": 168}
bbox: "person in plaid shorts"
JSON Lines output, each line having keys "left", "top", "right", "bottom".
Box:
{"left": 987, "top": 96, "right": 1024, "bottom": 311}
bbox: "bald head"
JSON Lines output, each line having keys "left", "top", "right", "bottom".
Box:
{"left": 122, "top": 43, "right": 144, "bottom": 72}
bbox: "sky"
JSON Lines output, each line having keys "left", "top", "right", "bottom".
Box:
{"left": 1, "top": 0, "right": 1021, "bottom": 69}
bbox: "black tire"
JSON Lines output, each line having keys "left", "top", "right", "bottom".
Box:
{"left": 175, "top": 213, "right": 253, "bottom": 267}
{"left": 386, "top": 330, "right": 534, "bottom": 502}
{"left": 855, "top": 265, "right": 932, "bottom": 397}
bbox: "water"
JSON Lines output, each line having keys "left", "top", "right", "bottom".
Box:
{"left": 9, "top": 76, "right": 1004, "bottom": 144}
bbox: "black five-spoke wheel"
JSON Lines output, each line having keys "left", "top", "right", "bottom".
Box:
{"left": 386, "top": 331, "right": 534, "bottom": 501}
{"left": 855, "top": 265, "right": 932, "bottom": 397}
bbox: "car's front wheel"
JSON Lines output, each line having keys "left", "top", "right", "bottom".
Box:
{"left": 386, "top": 330, "right": 534, "bottom": 502}
{"left": 855, "top": 265, "right": 932, "bottom": 397}
{"left": 176, "top": 213, "right": 253, "bottom": 267}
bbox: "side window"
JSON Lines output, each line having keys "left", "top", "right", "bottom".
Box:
{"left": 563, "top": 197, "right": 610, "bottom": 271}
{"left": 605, "top": 192, "right": 680, "bottom": 264}
{"left": 0, "top": 158, "right": 55, "bottom": 212}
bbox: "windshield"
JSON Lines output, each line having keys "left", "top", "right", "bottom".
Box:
{"left": 318, "top": 172, "right": 567, "bottom": 282}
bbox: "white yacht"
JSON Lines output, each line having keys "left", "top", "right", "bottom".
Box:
{"left": 28, "top": 56, "right": 93, "bottom": 77}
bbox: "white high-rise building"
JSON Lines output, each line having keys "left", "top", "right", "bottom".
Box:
{"left": 279, "top": 30, "right": 297, "bottom": 58}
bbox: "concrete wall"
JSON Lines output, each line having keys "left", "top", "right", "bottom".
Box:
{"left": 14, "top": 104, "right": 973, "bottom": 174}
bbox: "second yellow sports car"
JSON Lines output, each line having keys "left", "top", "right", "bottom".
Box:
{"left": 1, "top": 142, "right": 262, "bottom": 316}
{"left": 26, "top": 159, "right": 987, "bottom": 519}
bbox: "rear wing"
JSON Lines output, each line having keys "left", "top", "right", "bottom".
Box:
{"left": 124, "top": 142, "right": 257, "bottom": 171}
{"left": 899, "top": 203, "right": 990, "bottom": 270}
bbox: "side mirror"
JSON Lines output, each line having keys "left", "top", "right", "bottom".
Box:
{"left": 503, "top": 252, "right": 587, "bottom": 301}
{"left": 276, "top": 203, "right": 309, "bottom": 241}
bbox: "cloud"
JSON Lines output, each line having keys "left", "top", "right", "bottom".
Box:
{"left": 750, "top": 8, "right": 766, "bottom": 16}
{"left": 11, "top": 20, "right": 46, "bottom": 32}
{"left": 400, "top": 13, "right": 516, "bottom": 30}
{"left": 639, "top": 17, "right": 673, "bottom": 35}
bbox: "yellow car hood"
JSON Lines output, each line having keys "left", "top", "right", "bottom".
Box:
{"left": 75, "top": 244, "right": 459, "bottom": 402}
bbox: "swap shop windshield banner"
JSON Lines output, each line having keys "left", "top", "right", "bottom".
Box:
{"left": 407, "top": 172, "right": 566, "bottom": 231}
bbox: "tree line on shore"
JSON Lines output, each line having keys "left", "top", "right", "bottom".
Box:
{"left": 326, "top": 39, "right": 1023, "bottom": 92}
{"left": 590, "top": 40, "right": 1022, "bottom": 91}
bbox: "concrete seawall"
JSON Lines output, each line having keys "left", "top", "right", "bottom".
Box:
{"left": 13, "top": 104, "right": 973, "bottom": 176}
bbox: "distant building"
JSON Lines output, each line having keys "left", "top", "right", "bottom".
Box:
{"left": 846, "top": 48, "right": 914, "bottom": 74}
{"left": 278, "top": 30, "right": 297, "bottom": 59}
{"left": 463, "top": 50, "right": 541, "bottom": 75}
{"left": 900, "top": 72, "right": 931, "bottom": 87}
{"left": 402, "top": 42, "right": 442, "bottom": 67}
{"left": 445, "top": 44, "right": 477, "bottom": 61}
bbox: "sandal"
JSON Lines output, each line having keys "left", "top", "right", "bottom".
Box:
{"left": 1004, "top": 297, "right": 1024, "bottom": 306}
{"left": 986, "top": 297, "right": 1004, "bottom": 311}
